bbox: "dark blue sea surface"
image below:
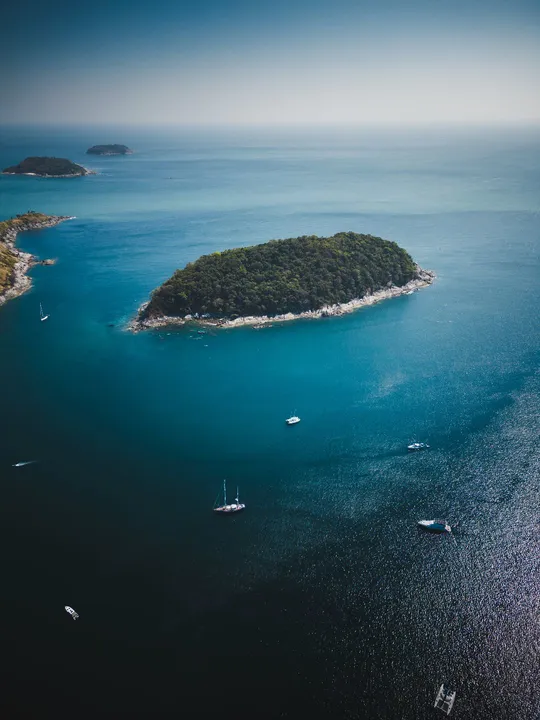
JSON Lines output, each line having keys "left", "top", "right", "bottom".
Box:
{"left": 0, "top": 125, "right": 539, "bottom": 718}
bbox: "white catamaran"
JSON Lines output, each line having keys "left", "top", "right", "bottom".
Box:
{"left": 213, "top": 480, "right": 245, "bottom": 514}
{"left": 286, "top": 410, "right": 301, "bottom": 425}
{"left": 40, "top": 303, "right": 49, "bottom": 322}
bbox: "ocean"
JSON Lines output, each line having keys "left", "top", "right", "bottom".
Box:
{"left": 0, "top": 125, "right": 539, "bottom": 718}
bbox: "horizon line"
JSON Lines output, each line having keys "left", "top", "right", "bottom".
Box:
{"left": 1, "top": 120, "right": 540, "bottom": 129}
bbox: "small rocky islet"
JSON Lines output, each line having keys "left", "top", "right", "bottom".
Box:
{"left": 2, "top": 156, "right": 91, "bottom": 177}
{"left": 132, "top": 232, "right": 435, "bottom": 331}
{"left": 86, "top": 144, "right": 133, "bottom": 155}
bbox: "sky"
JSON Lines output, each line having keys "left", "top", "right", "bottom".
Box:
{"left": 3, "top": 0, "right": 540, "bottom": 126}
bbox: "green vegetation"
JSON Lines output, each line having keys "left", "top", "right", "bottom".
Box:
{"left": 86, "top": 144, "right": 132, "bottom": 155}
{"left": 0, "top": 242, "right": 17, "bottom": 293}
{"left": 3, "top": 156, "right": 89, "bottom": 176}
{"left": 0, "top": 212, "right": 57, "bottom": 293}
{"left": 142, "top": 232, "right": 419, "bottom": 320}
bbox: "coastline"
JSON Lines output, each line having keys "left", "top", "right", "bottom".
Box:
{"left": 128, "top": 267, "right": 436, "bottom": 332}
{"left": 0, "top": 214, "right": 74, "bottom": 307}
{"left": 2, "top": 169, "right": 94, "bottom": 178}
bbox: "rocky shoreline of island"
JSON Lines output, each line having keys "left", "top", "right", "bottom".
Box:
{"left": 0, "top": 213, "right": 74, "bottom": 307}
{"left": 3, "top": 171, "right": 94, "bottom": 178}
{"left": 128, "top": 267, "right": 435, "bottom": 333}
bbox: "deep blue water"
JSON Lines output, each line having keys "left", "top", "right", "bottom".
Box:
{"left": 0, "top": 125, "right": 539, "bottom": 718}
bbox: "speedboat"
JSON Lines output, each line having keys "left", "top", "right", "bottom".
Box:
{"left": 286, "top": 416, "right": 301, "bottom": 425}
{"left": 213, "top": 480, "right": 245, "bottom": 514}
{"left": 65, "top": 606, "right": 79, "bottom": 620}
{"left": 418, "top": 520, "right": 452, "bottom": 534}
{"left": 408, "top": 441, "right": 429, "bottom": 451}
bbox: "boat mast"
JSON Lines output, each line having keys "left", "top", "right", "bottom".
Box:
{"left": 236, "top": 486, "right": 239, "bottom": 503}
{"left": 223, "top": 479, "right": 226, "bottom": 506}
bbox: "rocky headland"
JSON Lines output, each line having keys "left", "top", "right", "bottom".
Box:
{"left": 0, "top": 212, "right": 73, "bottom": 306}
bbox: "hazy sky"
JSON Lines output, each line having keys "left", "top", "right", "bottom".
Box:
{"left": 3, "top": 0, "right": 540, "bottom": 125}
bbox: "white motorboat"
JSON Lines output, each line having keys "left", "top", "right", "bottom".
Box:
{"left": 418, "top": 520, "right": 452, "bottom": 534}
{"left": 407, "top": 441, "right": 429, "bottom": 451}
{"left": 286, "top": 411, "right": 301, "bottom": 425}
{"left": 65, "top": 606, "right": 79, "bottom": 620}
{"left": 213, "top": 480, "right": 245, "bottom": 514}
{"left": 434, "top": 684, "right": 456, "bottom": 715}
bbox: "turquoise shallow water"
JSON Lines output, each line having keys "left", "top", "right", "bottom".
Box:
{"left": 0, "top": 126, "right": 539, "bottom": 718}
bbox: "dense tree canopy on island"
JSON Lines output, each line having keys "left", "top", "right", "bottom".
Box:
{"left": 142, "top": 232, "right": 420, "bottom": 320}
{"left": 3, "top": 156, "right": 89, "bottom": 177}
{"left": 86, "top": 144, "right": 133, "bottom": 155}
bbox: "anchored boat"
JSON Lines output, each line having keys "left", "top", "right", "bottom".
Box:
{"left": 434, "top": 685, "right": 456, "bottom": 715}
{"left": 418, "top": 519, "right": 452, "bottom": 534}
{"left": 65, "top": 606, "right": 79, "bottom": 620}
{"left": 213, "top": 480, "right": 245, "bottom": 514}
{"left": 407, "top": 441, "right": 429, "bottom": 451}
{"left": 286, "top": 410, "right": 301, "bottom": 425}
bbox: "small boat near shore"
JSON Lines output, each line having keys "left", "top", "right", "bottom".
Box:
{"left": 213, "top": 480, "right": 245, "bottom": 514}
{"left": 65, "top": 606, "right": 79, "bottom": 620}
{"left": 418, "top": 519, "right": 452, "bottom": 534}
{"left": 434, "top": 684, "right": 456, "bottom": 715}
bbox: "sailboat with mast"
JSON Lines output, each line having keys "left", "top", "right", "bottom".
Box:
{"left": 39, "top": 303, "right": 49, "bottom": 322}
{"left": 213, "top": 479, "right": 245, "bottom": 514}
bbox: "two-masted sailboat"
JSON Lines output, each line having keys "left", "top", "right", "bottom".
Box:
{"left": 213, "top": 479, "right": 245, "bottom": 514}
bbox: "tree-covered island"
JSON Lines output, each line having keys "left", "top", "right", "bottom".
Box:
{"left": 135, "top": 232, "right": 435, "bottom": 330}
{"left": 86, "top": 144, "right": 133, "bottom": 155}
{"left": 3, "top": 157, "right": 91, "bottom": 177}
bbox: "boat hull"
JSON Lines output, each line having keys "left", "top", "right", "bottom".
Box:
{"left": 418, "top": 520, "right": 451, "bottom": 533}
{"left": 214, "top": 503, "right": 245, "bottom": 514}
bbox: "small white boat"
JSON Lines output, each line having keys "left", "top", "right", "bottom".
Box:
{"left": 12, "top": 460, "right": 37, "bottom": 467}
{"left": 286, "top": 410, "right": 301, "bottom": 425}
{"left": 418, "top": 519, "right": 452, "bottom": 534}
{"left": 65, "top": 606, "right": 79, "bottom": 620}
{"left": 407, "top": 441, "right": 429, "bottom": 451}
{"left": 40, "top": 303, "right": 49, "bottom": 322}
{"left": 213, "top": 480, "right": 245, "bottom": 514}
{"left": 434, "top": 684, "right": 456, "bottom": 715}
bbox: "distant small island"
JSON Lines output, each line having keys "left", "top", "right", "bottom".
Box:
{"left": 131, "top": 232, "right": 435, "bottom": 331}
{"left": 3, "top": 156, "right": 91, "bottom": 177}
{"left": 0, "top": 211, "right": 73, "bottom": 306}
{"left": 86, "top": 144, "right": 133, "bottom": 155}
